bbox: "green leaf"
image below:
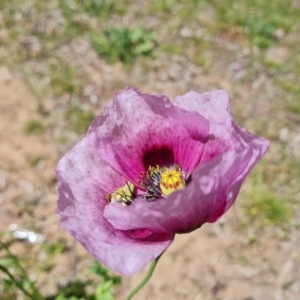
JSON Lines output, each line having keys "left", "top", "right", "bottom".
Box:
{"left": 95, "top": 281, "right": 114, "bottom": 300}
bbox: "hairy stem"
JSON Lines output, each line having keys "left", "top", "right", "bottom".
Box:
{"left": 0, "top": 264, "right": 42, "bottom": 300}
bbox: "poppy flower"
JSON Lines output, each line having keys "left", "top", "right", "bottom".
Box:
{"left": 56, "top": 87, "right": 269, "bottom": 275}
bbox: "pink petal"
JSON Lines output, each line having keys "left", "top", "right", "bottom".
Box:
{"left": 104, "top": 148, "right": 264, "bottom": 234}
{"left": 56, "top": 138, "right": 174, "bottom": 275}
{"left": 174, "top": 90, "right": 269, "bottom": 164}
{"left": 87, "top": 87, "right": 210, "bottom": 183}
{"left": 174, "top": 90, "right": 233, "bottom": 141}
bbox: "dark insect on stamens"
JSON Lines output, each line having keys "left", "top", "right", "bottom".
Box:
{"left": 140, "top": 164, "right": 187, "bottom": 202}
{"left": 108, "top": 181, "right": 136, "bottom": 206}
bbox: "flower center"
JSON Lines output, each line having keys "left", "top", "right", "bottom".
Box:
{"left": 141, "top": 165, "right": 186, "bottom": 201}
{"left": 160, "top": 169, "right": 186, "bottom": 196}
{"left": 108, "top": 181, "right": 136, "bottom": 206}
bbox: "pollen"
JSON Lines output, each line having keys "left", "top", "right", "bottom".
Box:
{"left": 141, "top": 164, "right": 187, "bottom": 201}
{"left": 160, "top": 169, "right": 185, "bottom": 196}
{"left": 108, "top": 181, "right": 136, "bottom": 206}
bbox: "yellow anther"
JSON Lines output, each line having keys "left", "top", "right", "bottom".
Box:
{"left": 160, "top": 169, "right": 185, "bottom": 196}
{"left": 108, "top": 181, "right": 135, "bottom": 206}
{"left": 147, "top": 165, "right": 160, "bottom": 177}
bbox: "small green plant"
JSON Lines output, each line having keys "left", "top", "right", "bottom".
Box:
{"left": 49, "top": 63, "right": 80, "bottom": 96}
{"left": 0, "top": 236, "right": 121, "bottom": 300}
{"left": 242, "top": 186, "right": 290, "bottom": 225}
{"left": 92, "top": 27, "right": 155, "bottom": 63}
{"left": 286, "top": 100, "right": 300, "bottom": 115}
{"left": 25, "top": 120, "right": 44, "bottom": 135}
{"left": 263, "top": 59, "right": 281, "bottom": 70}
{"left": 54, "top": 261, "right": 122, "bottom": 300}
{"left": 151, "top": 0, "right": 174, "bottom": 14}
{"left": 277, "top": 79, "right": 300, "bottom": 114}
{"left": 42, "top": 240, "right": 67, "bottom": 255}
{"left": 278, "top": 80, "right": 300, "bottom": 96}
{"left": 55, "top": 280, "right": 90, "bottom": 300}
{"left": 89, "top": 261, "right": 122, "bottom": 300}
{"left": 76, "top": 0, "right": 127, "bottom": 18}
{"left": 90, "top": 261, "right": 121, "bottom": 286}
{"left": 244, "top": 15, "right": 276, "bottom": 49}
{"left": 0, "top": 239, "right": 44, "bottom": 300}
{"left": 65, "top": 105, "right": 95, "bottom": 133}
{"left": 211, "top": 0, "right": 299, "bottom": 49}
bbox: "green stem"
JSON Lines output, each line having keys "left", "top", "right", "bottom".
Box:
{"left": 0, "top": 264, "right": 41, "bottom": 300}
{"left": 0, "top": 240, "right": 44, "bottom": 299}
{"left": 126, "top": 253, "right": 163, "bottom": 300}
{"left": 0, "top": 241, "right": 29, "bottom": 279}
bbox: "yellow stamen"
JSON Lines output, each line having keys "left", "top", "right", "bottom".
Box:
{"left": 108, "top": 181, "right": 135, "bottom": 206}
{"left": 160, "top": 169, "right": 185, "bottom": 196}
